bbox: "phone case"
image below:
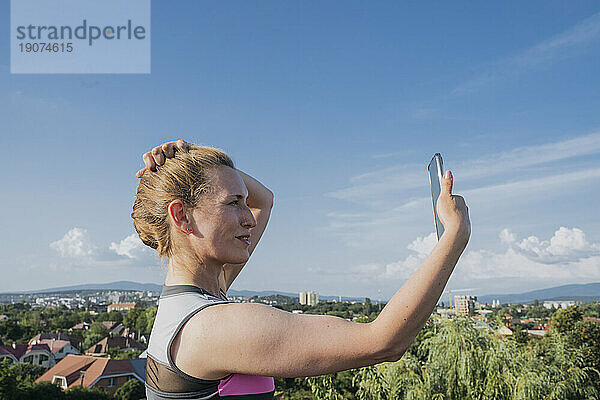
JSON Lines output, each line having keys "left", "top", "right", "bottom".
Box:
{"left": 427, "top": 153, "right": 445, "bottom": 239}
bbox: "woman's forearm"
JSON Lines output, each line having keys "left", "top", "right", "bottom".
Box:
{"left": 237, "top": 170, "right": 274, "bottom": 209}
{"left": 371, "top": 228, "right": 469, "bottom": 360}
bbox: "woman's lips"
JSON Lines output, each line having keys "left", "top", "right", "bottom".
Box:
{"left": 236, "top": 235, "right": 251, "bottom": 245}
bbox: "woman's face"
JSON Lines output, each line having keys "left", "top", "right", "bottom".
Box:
{"left": 190, "top": 166, "right": 256, "bottom": 265}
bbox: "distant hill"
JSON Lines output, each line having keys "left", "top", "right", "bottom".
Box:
{"left": 477, "top": 283, "right": 600, "bottom": 304}
{"left": 26, "top": 281, "right": 164, "bottom": 293}
{"left": 5, "top": 281, "right": 363, "bottom": 301}
{"left": 22, "top": 282, "right": 298, "bottom": 298}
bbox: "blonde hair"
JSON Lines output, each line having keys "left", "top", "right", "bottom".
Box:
{"left": 131, "top": 145, "right": 234, "bottom": 260}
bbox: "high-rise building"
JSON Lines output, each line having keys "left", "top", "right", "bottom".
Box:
{"left": 299, "top": 291, "right": 319, "bottom": 306}
{"left": 454, "top": 295, "right": 477, "bottom": 315}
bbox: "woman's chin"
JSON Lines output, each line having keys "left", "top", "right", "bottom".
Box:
{"left": 223, "top": 252, "right": 250, "bottom": 265}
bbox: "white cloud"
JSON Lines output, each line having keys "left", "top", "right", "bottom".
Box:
{"left": 383, "top": 232, "right": 438, "bottom": 279}
{"left": 455, "top": 227, "right": 600, "bottom": 283}
{"left": 324, "top": 132, "right": 600, "bottom": 250}
{"left": 339, "top": 227, "right": 600, "bottom": 287}
{"left": 50, "top": 228, "right": 157, "bottom": 271}
{"left": 502, "top": 226, "right": 600, "bottom": 264}
{"left": 327, "top": 132, "right": 600, "bottom": 207}
{"left": 384, "top": 254, "right": 422, "bottom": 280}
{"left": 326, "top": 232, "right": 438, "bottom": 282}
{"left": 458, "top": 131, "right": 600, "bottom": 179}
{"left": 407, "top": 232, "right": 437, "bottom": 256}
{"left": 109, "top": 234, "right": 151, "bottom": 259}
{"left": 499, "top": 229, "right": 516, "bottom": 244}
{"left": 452, "top": 12, "right": 600, "bottom": 94}
{"left": 50, "top": 228, "right": 96, "bottom": 258}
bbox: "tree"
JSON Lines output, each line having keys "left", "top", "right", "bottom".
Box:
{"left": 8, "top": 362, "right": 46, "bottom": 384}
{"left": 109, "top": 349, "right": 142, "bottom": 360}
{"left": 17, "top": 382, "right": 65, "bottom": 400}
{"left": 113, "top": 378, "right": 145, "bottom": 400}
{"left": 144, "top": 307, "right": 157, "bottom": 334}
{"left": 82, "top": 322, "right": 108, "bottom": 350}
{"left": 0, "top": 320, "right": 27, "bottom": 343}
{"left": 0, "top": 359, "right": 18, "bottom": 400}
{"left": 363, "top": 298, "right": 372, "bottom": 316}
{"left": 350, "top": 319, "right": 598, "bottom": 400}
{"left": 552, "top": 305, "right": 583, "bottom": 333}
{"left": 64, "top": 386, "right": 111, "bottom": 400}
{"left": 97, "top": 311, "right": 123, "bottom": 324}
{"left": 123, "top": 308, "right": 142, "bottom": 331}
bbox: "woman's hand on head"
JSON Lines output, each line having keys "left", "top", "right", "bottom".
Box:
{"left": 436, "top": 170, "right": 471, "bottom": 243}
{"left": 136, "top": 140, "right": 191, "bottom": 178}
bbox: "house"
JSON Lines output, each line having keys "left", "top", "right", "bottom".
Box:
{"left": 0, "top": 339, "right": 54, "bottom": 367}
{"left": 0, "top": 339, "right": 20, "bottom": 363}
{"left": 29, "top": 332, "right": 81, "bottom": 349}
{"left": 526, "top": 329, "right": 548, "bottom": 338}
{"left": 496, "top": 326, "right": 513, "bottom": 338}
{"left": 107, "top": 303, "right": 137, "bottom": 312}
{"left": 34, "top": 339, "right": 80, "bottom": 361}
{"left": 36, "top": 354, "right": 146, "bottom": 396}
{"left": 85, "top": 336, "right": 146, "bottom": 356}
{"left": 101, "top": 321, "right": 119, "bottom": 331}
{"left": 69, "top": 322, "right": 91, "bottom": 332}
{"left": 109, "top": 323, "right": 126, "bottom": 336}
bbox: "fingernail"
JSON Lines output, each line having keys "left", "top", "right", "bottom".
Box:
{"left": 445, "top": 170, "right": 452, "bottom": 179}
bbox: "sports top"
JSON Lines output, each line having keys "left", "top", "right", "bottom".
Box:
{"left": 145, "top": 285, "right": 275, "bottom": 399}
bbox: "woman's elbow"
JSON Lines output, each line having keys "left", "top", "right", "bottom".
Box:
{"left": 384, "top": 346, "right": 408, "bottom": 363}
{"left": 264, "top": 189, "right": 274, "bottom": 209}
{"left": 367, "top": 321, "right": 411, "bottom": 364}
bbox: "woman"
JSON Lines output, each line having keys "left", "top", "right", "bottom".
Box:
{"left": 133, "top": 140, "right": 470, "bottom": 399}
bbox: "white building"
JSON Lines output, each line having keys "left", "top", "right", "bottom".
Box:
{"left": 543, "top": 300, "right": 578, "bottom": 309}
{"left": 299, "top": 291, "right": 319, "bottom": 306}
{"left": 454, "top": 295, "right": 477, "bottom": 315}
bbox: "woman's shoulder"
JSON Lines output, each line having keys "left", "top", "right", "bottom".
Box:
{"left": 172, "top": 302, "right": 284, "bottom": 380}
{"left": 179, "top": 302, "right": 287, "bottom": 347}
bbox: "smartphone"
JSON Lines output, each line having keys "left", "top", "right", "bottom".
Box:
{"left": 427, "top": 153, "right": 445, "bottom": 240}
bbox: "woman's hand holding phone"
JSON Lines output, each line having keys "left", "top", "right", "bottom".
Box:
{"left": 436, "top": 170, "right": 471, "bottom": 244}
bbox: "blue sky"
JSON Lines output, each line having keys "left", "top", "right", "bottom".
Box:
{"left": 2, "top": 1, "right": 599, "bottom": 300}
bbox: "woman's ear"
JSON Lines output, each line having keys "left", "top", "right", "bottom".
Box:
{"left": 167, "top": 200, "right": 191, "bottom": 234}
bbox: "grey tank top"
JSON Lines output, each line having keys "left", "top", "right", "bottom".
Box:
{"left": 145, "top": 285, "right": 275, "bottom": 400}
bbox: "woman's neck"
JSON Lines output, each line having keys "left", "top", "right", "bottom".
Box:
{"left": 164, "top": 257, "right": 224, "bottom": 299}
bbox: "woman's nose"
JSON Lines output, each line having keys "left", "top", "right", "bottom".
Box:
{"left": 241, "top": 208, "right": 257, "bottom": 229}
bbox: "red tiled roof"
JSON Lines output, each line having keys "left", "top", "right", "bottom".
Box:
{"left": 85, "top": 336, "right": 146, "bottom": 355}
{"left": 0, "top": 343, "right": 52, "bottom": 360}
{"left": 37, "top": 339, "right": 70, "bottom": 354}
{"left": 0, "top": 346, "right": 16, "bottom": 358}
{"left": 29, "top": 333, "right": 79, "bottom": 347}
{"left": 36, "top": 354, "right": 143, "bottom": 389}
{"left": 101, "top": 321, "right": 118, "bottom": 330}
{"left": 70, "top": 322, "right": 90, "bottom": 330}
{"left": 36, "top": 355, "right": 98, "bottom": 388}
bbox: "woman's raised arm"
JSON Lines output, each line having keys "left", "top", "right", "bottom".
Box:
{"left": 222, "top": 169, "right": 273, "bottom": 291}
{"left": 171, "top": 170, "right": 471, "bottom": 379}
